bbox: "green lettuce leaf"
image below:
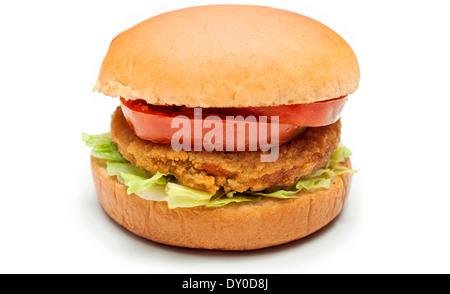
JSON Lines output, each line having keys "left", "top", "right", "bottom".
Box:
{"left": 82, "top": 133, "right": 127, "bottom": 163}
{"left": 246, "top": 189, "right": 298, "bottom": 199}
{"left": 107, "top": 161, "right": 151, "bottom": 178}
{"left": 165, "top": 183, "right": 214, "bottom": 209}
{"left": 120, "top": 170, "right": 169, "bottom": 194}
{"left": 107, "top": 161, "right": 170, "bottom": 196}
{"left": 326, "top": 144, "right": 353, "bottom": 168}
{"left": 206, "top": 195, "right": 262, "bottom": 207}
{"left": 83, "top": 133, "right": 171, "bottom": 198}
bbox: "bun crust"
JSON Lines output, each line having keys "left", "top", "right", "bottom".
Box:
{"left": 94, "top": 5, "right": 360, "bottom": 107}
{"left": 90, "top": 156, "right": 352, "bottom": 250}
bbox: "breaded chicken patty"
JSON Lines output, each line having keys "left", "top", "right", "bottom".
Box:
{"left": 111, "top": 107, "right": 341, "bottom": 194}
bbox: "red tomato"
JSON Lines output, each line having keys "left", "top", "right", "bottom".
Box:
{"left": 214, "top": 96, "right": 348, "bottom": 127}
{"left": 120, "top": 98, "right": 307, "bottom": 151}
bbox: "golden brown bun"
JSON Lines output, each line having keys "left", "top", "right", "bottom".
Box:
{"left": 94, "top": 5, "right": 360, "bottom": 107}
{"left": 90, "top": 156, "right": 352, "bottom": 250}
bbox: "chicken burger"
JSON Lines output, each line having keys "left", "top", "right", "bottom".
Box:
{"left": 83, "top": 5, "right": 359, "bottom": 250}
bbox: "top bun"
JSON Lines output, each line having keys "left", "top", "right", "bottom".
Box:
{"left": 94, "top": 5, "right": 360, "bottom": 107}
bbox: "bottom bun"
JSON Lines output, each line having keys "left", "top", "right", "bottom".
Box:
{"left": 91, "top": 156, "right": 352, "bottom": 250}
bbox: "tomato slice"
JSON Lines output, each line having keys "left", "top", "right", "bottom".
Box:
{"left": 213, "top": 96, "right": 348, "bottom": 127}
{"left": 120, "top": 96, "right": 346, "bottom": 151}
{"left": 120, "top": 98, "right": 306, "bottom": 151}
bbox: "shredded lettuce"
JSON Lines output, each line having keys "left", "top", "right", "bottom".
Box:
{"left": 82, "top": 133, "right": 127, "bottom": 163}
{"left": 164, "top": 183, "right": 214, "bottom": 209}
{"left": 106, "top": 161, "right": 152, "bottom": 178}
{"left": 207, "top": 195, "right": 262, "bottom": 207}
{"left": 121, "top": 170, "right": 169, "bottom": 194}
{"left": 249, "top": 145, "right": 356, "bottom": 199}
{"left": 83, "top": 132, "right": 355, "bottom": 208}
{"left": 246, "top": 189, "right": 298, "bottom": 199}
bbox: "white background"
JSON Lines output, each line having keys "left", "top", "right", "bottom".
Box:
{"left": 1, "top": 0, "right": 449, "bottom": 274}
